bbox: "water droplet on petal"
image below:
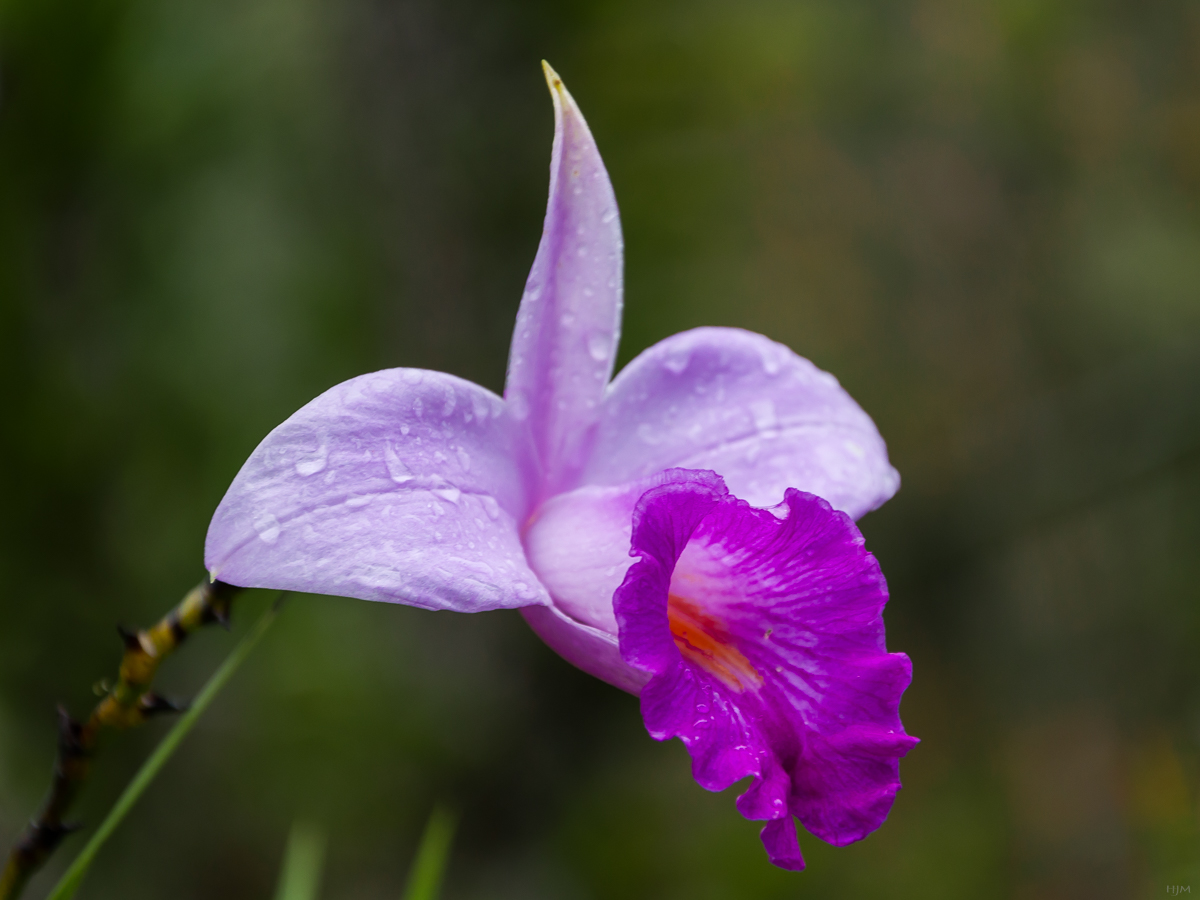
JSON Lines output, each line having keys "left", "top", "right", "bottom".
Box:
{"left": 587, "top": 331, "right": 609, "bottom": 362}
{"left": 456, "top": 446, "right": 471, "bottom": 471}
{"left": 663, "top": 350, "right": 689, "bottom": 374}
{"left": 432, "top": 487, "right": 462, "bottom": 504}
{"left": 750, "top": 399, "right": 777, "bottom": 431}
{"left": 760, "top": 347, "right": 782, "bottom": 375}
{"left": 471, "top": 393, "right": 489, "bottom": 422}
{"left": 601, "top": 208, "right": 617, "bottom": 224}
{"left": 253, "top": 513, "right": 281, "bottom": 544}
{"left": 294, "top": 442, "right": 328, "bottom": 477}
{"left": 507, "top": 390, "right": 530, "bottom": 421}
{"left": 384, "top": 442, "right": 415, "bottom": 483}
{"left": 481, "top": 495, "right": 501, "bottom": 520}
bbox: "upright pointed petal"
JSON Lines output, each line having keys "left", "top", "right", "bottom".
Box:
{"left": 205, "top": 369, "right": 549, "bottom": 612}
{"left": 505, "top": 62, "right": 623, "bottom": 497}
{"left": 583, "top": 328, "right": 900, "bottom": 519}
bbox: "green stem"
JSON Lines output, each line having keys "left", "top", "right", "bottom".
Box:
{"left": 401, "top": 804, "right": 457, "bottom": 900}
{"left": 45, "top": 597, "right": 282, "bottom": 900}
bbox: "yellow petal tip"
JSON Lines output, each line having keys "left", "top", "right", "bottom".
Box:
{"left": 541, "top": 60, "right": 565, "bottom": 94}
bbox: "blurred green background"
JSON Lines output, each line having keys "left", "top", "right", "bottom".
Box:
{"left": 2, "top": 0, "right": 1199, "bottom": 897}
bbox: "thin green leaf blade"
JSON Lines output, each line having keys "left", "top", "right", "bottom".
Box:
{"left": 45, "top": 598, "right": 282, "bottom": 900}
{"left": 401, "top": 805, "right": 457, "bottom": 900}
{"left": 273, "top": 821, "right": 326, "bottom": 900}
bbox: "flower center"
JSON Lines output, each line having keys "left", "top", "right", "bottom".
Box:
{"left": 667, "top": 593, "right": 762, "bottom": 692}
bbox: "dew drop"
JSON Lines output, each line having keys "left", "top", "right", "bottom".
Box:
{"left": 507, "top": 390, "right": 530, "bottom": 421}
{"left": 760, "top": 348, "right": 782, "bottom": 375}
{"left": 586, "top": 332, "right": 609, "bottom": 362}
{"left": 253, "top": 513, "right": 281, "bottom": 544}
{"left": 467, "top": 395, "right": 487, "bottom": 423}
{"left": 384, "top": 441, "right": 415, "bottom": 484}
{"left": 663, "top": 350, "right": 689, "bottom": 374}
{"left": 750, "top": 399, "right": 777, "bottom": 431}
{"left": 294, "top": 442, "right": 328, "bottom": 477}
{"left": 481, "top": 495, "right": 501, "bottom": 521}
{"left": 432, "top": 487, "right": 462, "bottom": 504}
{"left": 456, "top": 446, "right": 471, "bottom": 471}
{"left": 601, "top": 208, "right": 617, "bottom": 224}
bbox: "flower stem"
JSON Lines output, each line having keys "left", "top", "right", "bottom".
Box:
{"left": 44, "top": 596, "right": 282, "bottom": 900}
{"left": 0, "top": 579, "right": 244, "bottom": 900}
{"left": 402, "top": 804, "right": 458, "bottom": 900}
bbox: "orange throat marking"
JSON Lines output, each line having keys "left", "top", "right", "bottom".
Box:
{"left": 667, "top": 593, "right": 762, "bottom": 692}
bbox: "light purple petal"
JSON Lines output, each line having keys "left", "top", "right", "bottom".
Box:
{"left": 522, "top": 472, "right": 715, "bottom": 694}
{"left": 614, "top": 471, "right": 916, "bottom": 868}
{"left": 205, "top": 368, "right": 549, "bottom": 612}
{"left": 504, "top": 62, "right": 623, "bottom": 498}
{"left": 583, "top": 328, "right": 900, "bottom": 519}
{"left": 524, "top": 471, "right": 710, "bottom": 634}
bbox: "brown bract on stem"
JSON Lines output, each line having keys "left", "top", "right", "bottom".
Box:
{"left": 0, "top": 578, "right": 243, "bottom": 900}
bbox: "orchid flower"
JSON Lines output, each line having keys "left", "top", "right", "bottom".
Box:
{"left": 205, "top": 63, "right": 916, "bottom": 870}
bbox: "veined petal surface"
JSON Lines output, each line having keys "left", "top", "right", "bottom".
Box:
{"left": 615, "top": 470, "right": 916, "bottom": 869}
{"left": 206, "top": 369, "right": 548, "bottom": 612}
{"left": 584, "top": 328, "right": 899, "bottom": 519}
{"left": 505, "top": 63, "right": 623, "bottom": 497}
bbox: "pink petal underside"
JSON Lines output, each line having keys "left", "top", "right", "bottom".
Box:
{"left": 520, "top": 604, "right": 650, "bottom": 695}
{"left": 521, "top": 473, "right": 694, "bottom": 694}
{"left": 523, "top": 480, "right": 648, "bottom": 635}
{"left": 205, "top": 368, "right": 548, "bottom": 613}
{"left": 614, "top": 471, "right": 917, "bottom": 867}
{"left": 584, "top": 328, "right": 900, "bottom": 519}
{"left": 504, "top": 63, "right": 623, "bottom": 499}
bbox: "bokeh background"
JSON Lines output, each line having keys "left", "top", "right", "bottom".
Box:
{"left": 2, "top": 0, "right": 1199, "bottom": 897}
